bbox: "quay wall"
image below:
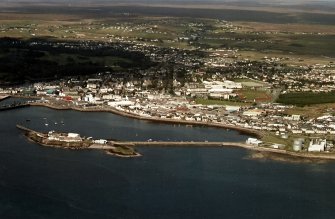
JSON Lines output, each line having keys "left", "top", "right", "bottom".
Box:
{"left": 29, "top": 102, "right": 261, "bottom": 137}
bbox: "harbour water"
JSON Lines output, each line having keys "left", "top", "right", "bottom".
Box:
{"left": 1, "top": 100, "right": 335, "bottom": 218}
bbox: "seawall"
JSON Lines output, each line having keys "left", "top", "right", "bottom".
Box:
{"left": 29, "top": 102, "right": 261, "bottom": 137}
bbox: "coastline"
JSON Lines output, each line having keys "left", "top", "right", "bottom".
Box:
{"left": 131, "top": 141, "right": 335, "bottom": 161}
{"left": 10, "top": 101, "right": 335, "bottom": 161}
{"left": 28, "top": 102, "right": 261, "bottom": 137}
{"left": 0, "top": 95, "right": 10, "bottom": 102}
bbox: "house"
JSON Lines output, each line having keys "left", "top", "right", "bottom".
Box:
{"left": 292, "top": 114, "right": 301, "bottom": 121}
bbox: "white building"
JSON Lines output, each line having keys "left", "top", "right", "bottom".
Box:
{"left": 308, "top": 139, "right": 326, "bottom": 152}
{"left": 93, "top": 139, "right": 108, "bottom": 144}
{"left": 243, "top": 109, "right": 265, "bottom": 117}
{"left": 107, "top": 100, "right": 134, "bottom": 107}
{"left": 84, "top": 94, "right": 95, "bottom": 103}
{"left": 246, "top": 138, "right": 263, "bottom": 146}
{"left": 292, "top": 114, "right": 301, "bottom": 121}
{"left": 102, "top": 94, "right": 122, "bottom": 101}
{"left": 68, "top": 133, "right": 80, "bottom": 138}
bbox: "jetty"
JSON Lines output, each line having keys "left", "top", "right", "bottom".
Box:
{"left": 0, "top": 102, "right": 30, "bottom": 111}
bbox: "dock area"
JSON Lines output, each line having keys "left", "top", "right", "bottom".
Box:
{"left": 16, "top": 124, "right": 335, "bottom": 161}
{"left": 0, "top": 102, "right": 30, "bottom": 111}
{"left": 88, "top": 141, "right": 248, "bottom": 149}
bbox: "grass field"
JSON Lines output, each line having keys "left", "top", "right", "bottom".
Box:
{"left": 285, "top": 103, "right": 335, "bottom": 118}
{"left": 195, "top": 98, "right": 251, "bottom": 106}
{"left": 237, "top": 89, "right": 272, "bottom": 102}
{"left": 277, "top": 92, "right": 335, "bottom": 106}
{"left": 233, "top": 78, "right": 268, "bottom": 87}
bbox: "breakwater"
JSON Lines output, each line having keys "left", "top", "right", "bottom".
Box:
{"left": 11, "top": 102, "right": 335, "bottom": 161}
{"left": 0, "top": 103, "right": 30, "bottom": 111}
{"left": 131, "top": 141, "right": 335, "bottom": 161}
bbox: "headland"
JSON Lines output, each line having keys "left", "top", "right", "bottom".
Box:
{"left": 16, "top": 125, "right": 141, "bottom": 158}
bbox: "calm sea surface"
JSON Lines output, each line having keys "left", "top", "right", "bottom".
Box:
{"left": 1, "top": 98, "right": 335, "bottom": 219}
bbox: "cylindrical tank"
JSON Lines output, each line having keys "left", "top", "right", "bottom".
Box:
{"left": 293, "top": 139, "right": 303, "bottom": 151}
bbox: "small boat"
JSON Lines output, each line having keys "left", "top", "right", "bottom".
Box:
{"left": 44, "top": 118, "right": 49, "bottom": 126}
{"left": 26, "top": 119, "right": 31, "bottom": 122}
{"left": 54, "top": 122, "right": 58, "bottom": 125}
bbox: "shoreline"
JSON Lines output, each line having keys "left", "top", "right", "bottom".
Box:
{"left": 9, "top": 101, "right": 335, "bottom": 162}
{"left": 0, "top": 95, "right": 10, "bottom": 102}
{"left": 131, "top": 141, "right": 335, "bottom": 161}
{"left": 28, "top": 102, "right": 261, "bottom": 137}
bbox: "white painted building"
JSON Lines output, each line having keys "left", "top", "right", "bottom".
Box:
{"left": 308, "top": 139, "right": 327, "bottom": 152}
{"left": 246, "top": 138, "right": 263, "bottom": 146}
{"left": 84, "top": 94, "right": 95, "bottom": 103}
{"left": 93, "top": 139, "right": 108, "bottom": 144}
{"left": 68, "top": 133, "right": 80, "bottom": 138}
{"left": 107, "top": 100, "right": 134, "bottom": 107}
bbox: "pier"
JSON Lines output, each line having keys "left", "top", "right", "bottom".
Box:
{"left": 0, "top": 102, "right": 30, "bottom": 111}
{"left": 88, "top": 141, "right": 249, "bottom": 149}
{"left": 16, "top": 124, "right": 35, "bottom": 133}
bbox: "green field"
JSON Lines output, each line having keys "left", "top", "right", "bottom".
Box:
{"left": 277, "top": 92, "right": 335, "bottom": 106}
{"left": 195, "top": 98, "right": 251, "bottom": 106}
{"left": 237, "top": 89, "right": 272, "bottom": 102}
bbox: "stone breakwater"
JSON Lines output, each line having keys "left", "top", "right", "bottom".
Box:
{"left": 18, "top": 102, "right": 335, "bottom": 161}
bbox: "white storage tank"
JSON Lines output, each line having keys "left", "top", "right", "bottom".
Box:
{"left": 293, "top": 139, "right": 304, "bottom": 151}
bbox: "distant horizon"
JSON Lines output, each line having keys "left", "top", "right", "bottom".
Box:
{"left": 5, "top": 0, "right": 335, "bottom": 3}
{"left": 4, "top": 0, "right": 335, "bottom": 10}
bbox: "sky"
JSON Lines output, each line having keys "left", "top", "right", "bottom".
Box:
{"left": 6, "top": 0, "right": 335, "bottom": 6}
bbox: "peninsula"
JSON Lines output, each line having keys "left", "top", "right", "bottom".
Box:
{"left": 16, "top": 125, "right": 141, "bottom": 158}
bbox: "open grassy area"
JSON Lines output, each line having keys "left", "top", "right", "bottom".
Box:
{"left": 285, "top": 103, "right": 335, "bottom": 118}
{"left": 237, "top": 89, "right": 272, "bottom": 102}
{"left": 195, "top": 98, "right": 251, "bottom": 106}
{"left": 277, "top": 92, "right": 335, "bottom": 106}
{"left": 261, "top": 132, "right": 293, "bottom": 150}
{"left": 233, "top": 78, "right": 268, "bottom": 88}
